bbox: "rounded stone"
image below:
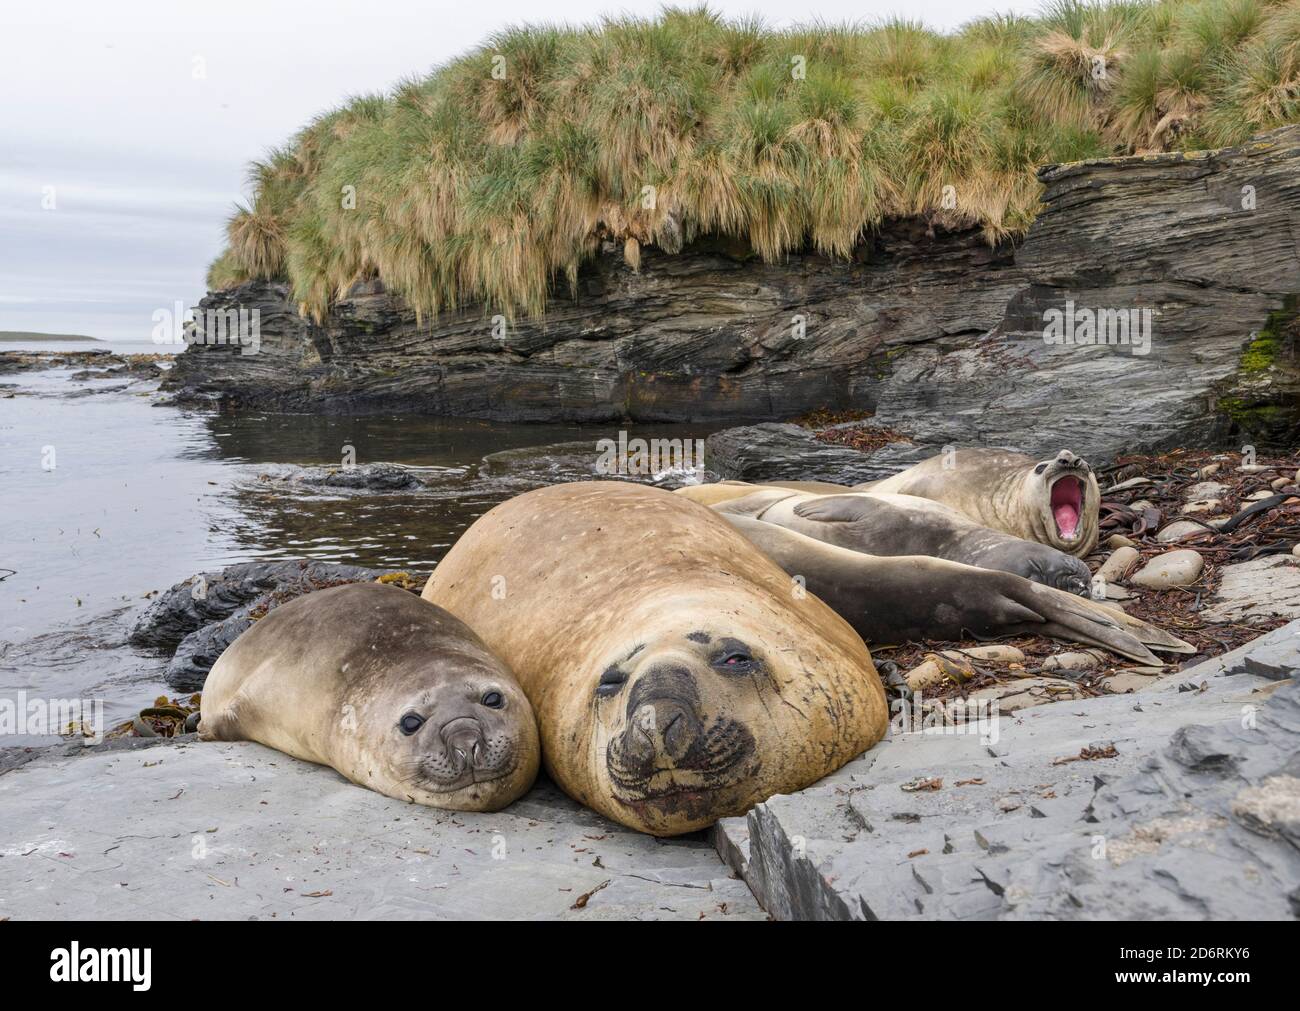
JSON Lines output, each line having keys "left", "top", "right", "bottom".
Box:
{"left": 1129, "top": 549, "right": 1205, "bottom": 589}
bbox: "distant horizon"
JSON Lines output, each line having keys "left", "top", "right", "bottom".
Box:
{"left": 0, "top": 329, "right": 103, "bottom": 341}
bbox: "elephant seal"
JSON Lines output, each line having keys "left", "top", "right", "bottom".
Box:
{"left": 422, "top": 482, "right": 887, "bottom": 837}
{"left": 722, "top": 516, "right": 1193, "bottom": 662}
{"left": 676, "top": 483, "right": 1092, "bottom": 596}
{"left": 858, "top": 448, "right": 1100, "bottom": 557}
{"left": 199, "top": 583, "right": 539, "bottom": 811}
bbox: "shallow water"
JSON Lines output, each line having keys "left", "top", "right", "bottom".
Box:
{"left": 0, "top": 349, "right": 733, "bottom": 734}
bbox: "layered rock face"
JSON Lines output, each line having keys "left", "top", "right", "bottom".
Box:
{"left": 167, "top": 127, "right": 1300, "bottom": 461}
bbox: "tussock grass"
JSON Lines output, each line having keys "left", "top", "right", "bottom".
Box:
{"left": 209, "top": 1, "right": 1300, "bottom": 317}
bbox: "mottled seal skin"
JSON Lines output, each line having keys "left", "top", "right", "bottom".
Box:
{"left": 858, "top": 448, "right": 1101, "bottom": 557}
{"left": 676, "top": 483, "right": 1092, "bottom": 596}
{"left": 199, "top": 583, "right": 539, "bottom": 812}
{"left": 422, "top": 482, "right": 887, "bottom": 837}
{"left": 721, "top": 516, "right": 1193, "bottom": 663}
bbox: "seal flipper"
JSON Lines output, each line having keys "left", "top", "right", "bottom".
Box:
{"left": 1021, "top": 583, "right": 1196, "bottom": 656}
{"left": 791, "top": 494, "right": 880, "bottom": 523}
{"left": 721, "top": 516, "right": 1187, "bottom": 664}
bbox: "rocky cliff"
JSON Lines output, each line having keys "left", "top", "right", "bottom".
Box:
{"left": 166, "top": 126, "right": 1300, "bottom": 462}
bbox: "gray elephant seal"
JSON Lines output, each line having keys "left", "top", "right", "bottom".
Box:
{"left": 199, "top": 583, "right": 539, "bottom": 811}
{"left": 858, "top": 448, "right": 1100, "bottom": 557}
{"left": 422, "top": 482, "right": 887, "bottom": 837}
{"left": 677, "top": 484, "right": 1093, "bottom": 596}
{"left": 723, "top": 516, "right": 1192, "bottom": 662}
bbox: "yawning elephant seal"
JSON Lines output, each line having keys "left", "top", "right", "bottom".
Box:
{"left": 199, "top": 583, "right": 539, "bottom": 811}
{"left": 422, "top": 482, "right": 887, "bottom": 836}
{"left": 857, "top": 448, "right": 1100, "bottom": 557}
{"left": 676, "top": 483, "right": 1093, "bottom": 596}
{"left": 721, "top": 516, "right": 1192, "bottom": 663}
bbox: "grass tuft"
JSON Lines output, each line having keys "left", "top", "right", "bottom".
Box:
{"left": 209, "top": 0, "right": 1300, "bottom": 318}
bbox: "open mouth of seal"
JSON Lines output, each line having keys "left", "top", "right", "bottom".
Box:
{"left": 1050, "top": 475, "right": 1084, "bottom": 540}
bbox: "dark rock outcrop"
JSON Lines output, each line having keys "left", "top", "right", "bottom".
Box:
{"left": 255, "top": 462, "right": 427, "bottom": 491}
{"left": 167, "top": 127, "right": 1300, "bottom": 462}
{"left": 703, "top": 423, "right": 927, "bottom": 483}
{"left": 129, "top": 559, "right": 414, "bottom": 690}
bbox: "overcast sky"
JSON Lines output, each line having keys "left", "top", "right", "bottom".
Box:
{"left": 1, "top": 0, "right": 1041, "bottom": 341}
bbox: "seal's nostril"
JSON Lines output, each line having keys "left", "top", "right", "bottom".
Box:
{"left": 441, "top": 717, "right": 487, "bottom": 769}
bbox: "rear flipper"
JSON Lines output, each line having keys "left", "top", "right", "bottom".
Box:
{"left": 1023, "top": 583, "right": 1195, "bottom": 657}
{"left": 724, "top": 515, "right": 1192, "bottom": 665}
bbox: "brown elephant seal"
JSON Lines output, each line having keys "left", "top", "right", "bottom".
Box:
{"left": 857, "top": 448, "right": 1100, "bottom": 557}
{"left": 722, "top": 516, "right": 1193, "bottom": 662}
{"left": 676, "top": 483, "right": 1093, "bottom": 596}
{"left": 422, "top": 482, "right": 887, "bottom": 837}
{"left": 199, "top": 582, "right": 539, "bottom": 811}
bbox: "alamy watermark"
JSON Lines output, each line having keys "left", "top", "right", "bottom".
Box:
{"left": 152, "top": 301, "right": 261, "bottom": 356}
{"left": 595, "top": 431, "right": 705, "bottom": 478}
{"left": 0, "top": 691, "right": 105, "bottom": 744}
{"left": 1043, "top": 300, "right": 1152, "bottom": 357}
{"left": 890, "top": 692, "right": 1000, "bottom": 746}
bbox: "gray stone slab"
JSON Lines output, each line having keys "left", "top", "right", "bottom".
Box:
{"left": 0, "top": 740, "right": 762, "bottom": 921}
{"left": 718, "top": 620, "right": 1300, "bottom": 920}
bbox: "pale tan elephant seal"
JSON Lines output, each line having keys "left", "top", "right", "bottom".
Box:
{"left": 199, "top": 582, "right": 539, "bottom": 811}
{"left": 857, "top": 448, "right": 1100, "bottom": 557}
{"left": 422, "top": 482, "right": 887, "bottom": 837}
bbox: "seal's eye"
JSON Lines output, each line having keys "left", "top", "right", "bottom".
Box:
{"left": 1034, "top": 463, "right": 1048, "bottom": 475}
{"left": 717, "top": 651, "right": 752, "bottom": 666}
{"left": 399, "top": 712, "right": 425, "bottom": 736}
{"left": 596, "top": 667, "right": 627, "bottom": 697}
{"left": 481, "top": 690, "right": 504, "bottom": 709}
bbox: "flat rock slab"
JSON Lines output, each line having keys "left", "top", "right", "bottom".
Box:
{"left": 1203, "top": 554, "right": 1300, "bottom": 625}
{"left": 0, "top": 740, "right": 761, "bottom": 921}
{"left": 715, "top": 621, "right": 1300, "bottom": 920}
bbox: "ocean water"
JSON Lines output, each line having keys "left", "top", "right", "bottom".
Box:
{"left": 0, "top": 351, "right": 728, "bottom": 738}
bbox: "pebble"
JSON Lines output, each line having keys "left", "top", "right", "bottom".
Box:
{"left": 905, "top": 654, "right": 975, "bottom": 692}
{"left": 1129, "top": 549, "right": 1205, "bottom": 589}
{"left": 1130, "top": 499, "right": 1155, "bottom": 511}
{"left": 1183, "top": 498, "right": 1221, "bottom": 514}
{"left": 1196, "top": 462, "right": 1223, "bottom": 479}
{"left": 1105, "top": 533, "right": 1138, "bottom": 549}
{"left": 1043, "top": 650, "right": 1104, "bottom": 671}
{"left": 1244, "top": 490, "right": 1273, "bottom": 502}
{"left": 1108, "top": 477, "right": 1152, "bottom": 493}
{"left": 1157, "top": 520, "right": 1206, "bottom": 543}
{"left": 1272, "top": 477, "right": 1294, "bottom": 491}
{"left": 1095, "top": 547, "right": 1139, "bottom": 583}
{"left": 1185, "top": 481, "right": 1229, "bottom": 500}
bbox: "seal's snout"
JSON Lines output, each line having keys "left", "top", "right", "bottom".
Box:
{"left": 440, "top": 716, "right": 487, "bottom": 771}
{"left": 628, "top": 697, "right": 699, "bottom": 762}
{"left": 1056, "top": 557, "right": 1093, "bottom": 596}
{"left": 624, "top": 664, "right": 703, "bottom": 763}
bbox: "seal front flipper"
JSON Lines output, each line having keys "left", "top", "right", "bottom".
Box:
{"left": 790, "top": 494, "right": 878, "bottom": 523}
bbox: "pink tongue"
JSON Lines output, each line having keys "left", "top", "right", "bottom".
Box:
{"left": 1054, "top": 503, "right": 1080, "bottom": 538}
